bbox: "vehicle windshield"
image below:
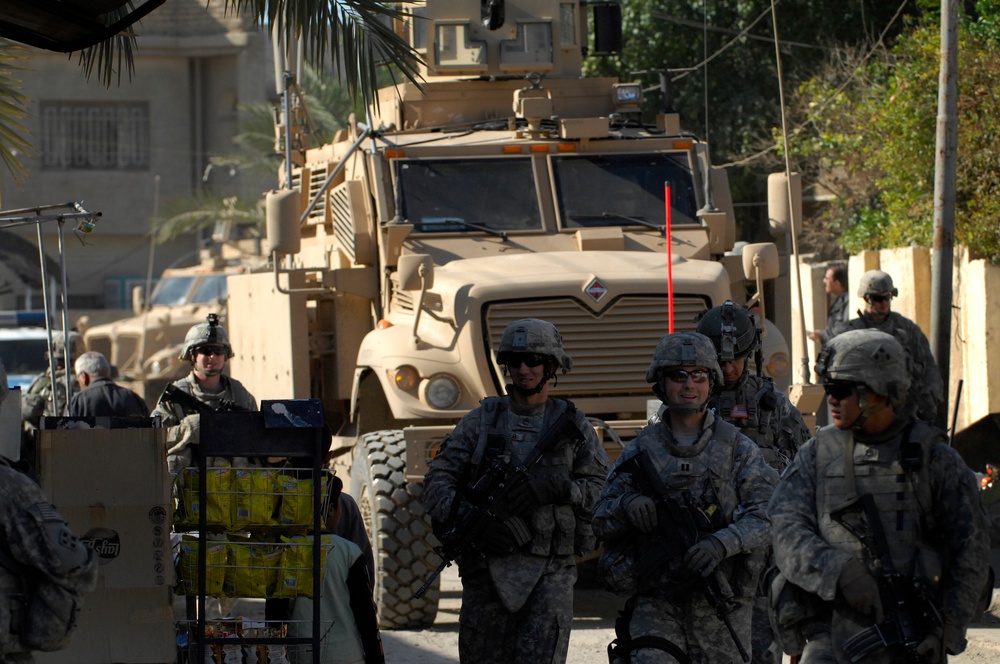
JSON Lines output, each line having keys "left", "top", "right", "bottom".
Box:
{"left": 395, "top": 158, "right": 542, "bottom": 233}
{"left": 552, "top": 153, "right": 700, "bottom": 229}
{"left": 150, "top": 276, "right": 196, "bottom": 306}
{"left": 0, "top": 335, "right": 49, "bottom": 383}
{"left": 190, "top": 275, "right": 228, "bottom": 304}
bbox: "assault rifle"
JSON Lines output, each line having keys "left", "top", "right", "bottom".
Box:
{"left": 621, "top": 449, "right": 750, "bottom": 663}
{"left": 830, "top": 493, "right": 942, "bottom": 663}
{"left": 160, "top": 383, "right": 250, "bottom": 414}
{"left": 414, "top": 406, "right": 584, "bottom": 599}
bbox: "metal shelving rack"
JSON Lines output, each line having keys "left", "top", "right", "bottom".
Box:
{"left": 188, "top": 399, "right": 326, "bottom": 664}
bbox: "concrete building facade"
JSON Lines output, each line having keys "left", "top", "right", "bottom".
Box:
{"left": 0, "top": 0, "right": 275, "bottom": 312}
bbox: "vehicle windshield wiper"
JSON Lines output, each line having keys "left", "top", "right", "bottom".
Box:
{"left": 600, "top": 212, "right": 666, "bottom": 234}
{"left": 436, "top": 219, "right": 509, "bottom": 241}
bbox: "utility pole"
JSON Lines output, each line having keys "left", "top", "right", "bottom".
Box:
{"left": 931, "top": 0, "right": 958, "bottom": 430}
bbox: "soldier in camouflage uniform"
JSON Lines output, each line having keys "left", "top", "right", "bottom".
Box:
{"left": 152, "top": 314, "right": 257, "bottom": 475}
{"left": 835, "top": 270, "right": 944, "bottom": 420}
{"left": 20, "top": 332, "right": 84, "bottom": 464}
{"left": 423, "top": 318, "right": 608, "bottom": 664}
{"left": 594, "top": 332, "right": 777, "bottom": 664}
{"left": 695, "top": 301, "right": 810, "bottom": 664}
{"left": 769, "top": 329, "right": 989, "bottom": 663}
{"left": 0, "top": 359, "right": 99, "bottom": 663}
{"left": 695, "top": 301, "right": 810, "bottom": 471}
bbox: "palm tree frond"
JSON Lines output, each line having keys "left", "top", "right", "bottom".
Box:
{"left": 0, "top": 39, "right": 32, "bottom": 188}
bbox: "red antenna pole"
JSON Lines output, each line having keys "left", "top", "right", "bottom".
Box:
{"left": 665, "top": 182, "right": 674, "bottom": 333}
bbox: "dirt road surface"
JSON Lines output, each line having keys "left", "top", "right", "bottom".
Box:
{"left": 381, "top": 566, "right": 1000, "bottom": 663}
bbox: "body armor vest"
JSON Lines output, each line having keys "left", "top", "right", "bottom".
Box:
{"left": 714, "top": 374, "right": 780, "bottom": 465}
{"left": 814, "top": 424, "right": 937, "bottom": 579}
{"left": 473, "top": 397, "right": 580, "bottom": 557}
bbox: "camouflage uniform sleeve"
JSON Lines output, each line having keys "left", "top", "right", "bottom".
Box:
{"left": 907, "top": 318, "right": 945, "bottom": 410}
{"left": 569, "top": 411, "right": 609, "bottom": 513}
{"left": 768, "top": 439, "right": 854, "bottom": 601}
{"left": 422, "top": 411, "right": 481, "bottom": 524}
{"left": 776, "top": 391, "right": 811, "bottom": 459}
{"left": 928, "top": 444, "right": 991, "bottom": 653}
{"left": 591, "top": 443, "right": 643, "bottom": 542}
{"left": 712, "top": 435, "right": 778, "bottom": 556}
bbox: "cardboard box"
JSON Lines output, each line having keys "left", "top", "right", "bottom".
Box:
{"left": 0, "top": 385, "right": 20, "bottom": 460}
{"left": 37, "top": 427, "right": 177, "bottom": 663}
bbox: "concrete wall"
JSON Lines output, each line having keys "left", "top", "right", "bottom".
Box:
{"left": 794, "top": 245, "right": 1000, "bottom": 435}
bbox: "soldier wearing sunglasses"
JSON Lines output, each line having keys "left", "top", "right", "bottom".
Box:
{"left": 837, "top": 270, "right": 943, "bottom": 422}
{"left": 594, "top": 332, "right": 777, "bottom": 664}
{"left": 769, "top": 329, "right": 989, "bottom": 664}
{"left": 423, "top": 318, "right": 608, "bottom": 664}
{"left": 152, "top": 313, "right": 258, "bottom": 476}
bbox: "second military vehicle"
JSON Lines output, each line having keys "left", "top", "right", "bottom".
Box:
{"left": 227, "top": 0, "right": 797, "bottom": 628}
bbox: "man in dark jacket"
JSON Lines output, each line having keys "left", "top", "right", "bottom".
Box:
{"left": 68, "top": 351, "right": 148, "bottom": 418}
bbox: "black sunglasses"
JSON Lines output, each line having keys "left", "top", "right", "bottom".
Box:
{"left": 664, "top": 369, "right": 710, "bottom": 384}
{"left": 506, "top": 353, "right": 547, "bottom": 368}
{"left": 196, "top": 345, "right": 227, "bottom": 357}
{"left": 866, "top": 294, "right": 891, "bottom": 304}
{"left": 823, "top": 382, "right": 856, "bottom": 400}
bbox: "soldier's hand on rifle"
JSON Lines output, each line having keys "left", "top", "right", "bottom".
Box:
{"left": 506, "top": 477, "right": 573, "bottom": 514}
{"left": 480, "top": 516, "right": 530, "bottom": 555}
{"left": 916, "top": 633, "right": 942, "bottom": 661}
{"left": 837, "top": 558, "right": 884, "bottom": 623}
{"left": 622, "top": 494, "right": 657, "bottom": 533}
{"left": 683, "top": 536, "right": 726, "bottom": 577}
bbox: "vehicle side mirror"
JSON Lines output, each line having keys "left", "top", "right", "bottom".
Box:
{"left": 767, "top": 172, "right": 802, "bottom": 238}
{"left": 132, "top": 285, "right": 145, "bottom": 315}
{"left": 397, "top": 254, "right": 434, "bottom": 291}
{"left": 741, "top": 242, "right": 779, "bottom": 281}
{"left": 592, "top": 3, "right": 623, "bottom": 54}
{"left": 266, "top": 189, "right": 301, "bottom": 256}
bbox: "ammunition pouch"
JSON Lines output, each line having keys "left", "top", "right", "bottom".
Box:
{"left": 767, "top": 570, "right": 821, "bottom": 657}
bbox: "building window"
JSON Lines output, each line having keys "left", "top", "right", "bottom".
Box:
{"left": 40, "top": 102, "right": 150, "bottom": 171}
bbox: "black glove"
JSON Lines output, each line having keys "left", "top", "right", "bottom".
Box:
{"left": 622, "top": 493, "right": 657, "bottom": 533}
{"left": 506, "top": 477, "right": 573, "bottom": 514}
{"left": 683, "top": 536, "right": 727, "bottom": 577}
{"left": 479, "top": 519, "right": 517, "bottom": 556}
{"left": 837, "top": 558, "right": 884, "bottom": 623}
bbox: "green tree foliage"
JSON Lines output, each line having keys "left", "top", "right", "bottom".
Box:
{"left": 585, "top": 0, "right": 918, "bottom": 238}
{"left": 788, "top": 7, "right": 1000, "bottom": 262}
{"left": 0, "top": 40, "right": 30, "bottom": 189}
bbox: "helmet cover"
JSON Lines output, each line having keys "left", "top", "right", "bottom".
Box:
{"left": 857, "top": 270, "right": 898, "bottom": 298}
{"left": 695, "top": 300, "right": 759, "bottom": 362}
{"left": 496, "top": 318, "right": 572, "bottom": 373}
{"left": 645, "top": 332, "right": 724, "bottom": 386}
{"left": 815, "top": 329, "right": 909, "bottom": 405}
{"left": 180, "top": 313, "right": 233, "bottom": 361}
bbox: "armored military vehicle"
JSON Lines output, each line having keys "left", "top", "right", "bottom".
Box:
{"left": 227, "top": 0, "right": 798, "bottom": 628}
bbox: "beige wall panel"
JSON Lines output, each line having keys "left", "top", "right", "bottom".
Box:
{"left": 880, "top": 246, "right": 931, "bottom": 335}
{"left": 227, "top": 272, "right": 310, "bottom": 401}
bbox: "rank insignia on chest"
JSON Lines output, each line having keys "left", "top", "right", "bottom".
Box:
{"left": 730, "top": 404, "right": 749, "bottom": 418}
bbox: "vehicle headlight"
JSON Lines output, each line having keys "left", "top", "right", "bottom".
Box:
{"left": 422, "top": 374, "right": 461, "bottom": 410}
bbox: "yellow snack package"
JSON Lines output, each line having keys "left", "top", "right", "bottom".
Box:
{"left": 223, "top": 542, "right": 283, "bottom": 598}
{"left": 277, "top": 473, "right": 326, "bottom": 528}
{"left": 177, "top": 538, "right": 227, "bottom": 597}
{"left": 183, "top": 466, "right": 234, "bottom": 529}
{"left": 273, "top": 535, "right": 329, "bottom": 598}
{"left": 232, "top": 469, "right": 279, "bottom": 529}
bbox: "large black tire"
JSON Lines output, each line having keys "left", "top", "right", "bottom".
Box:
{"left": 350, "top": 429, "right": 440, "bottom": 629}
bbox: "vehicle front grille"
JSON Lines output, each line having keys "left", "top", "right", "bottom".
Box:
{"left": 484, "top": 296, "right": 709, "bottom": 399}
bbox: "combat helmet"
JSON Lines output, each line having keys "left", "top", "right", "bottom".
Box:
{"left": 695, "top": 300, "right": 759, "bottom": 363}
{"left": 52, "top": 331, "right": 85, "bottom": 363}
{"left": 815, "top": 329, "right": 909, "bottom": 406}
{"left": 496, "top": 318, "right": 572, "bottom": 374}
{"left": 857, "top": 270, "right": 898, "bottom": 299}
{"left": 646, "top": 332, "right": 723, "bottom": 404}
{"left": 180, "top": 313, "right": 234, "bottom": 361}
